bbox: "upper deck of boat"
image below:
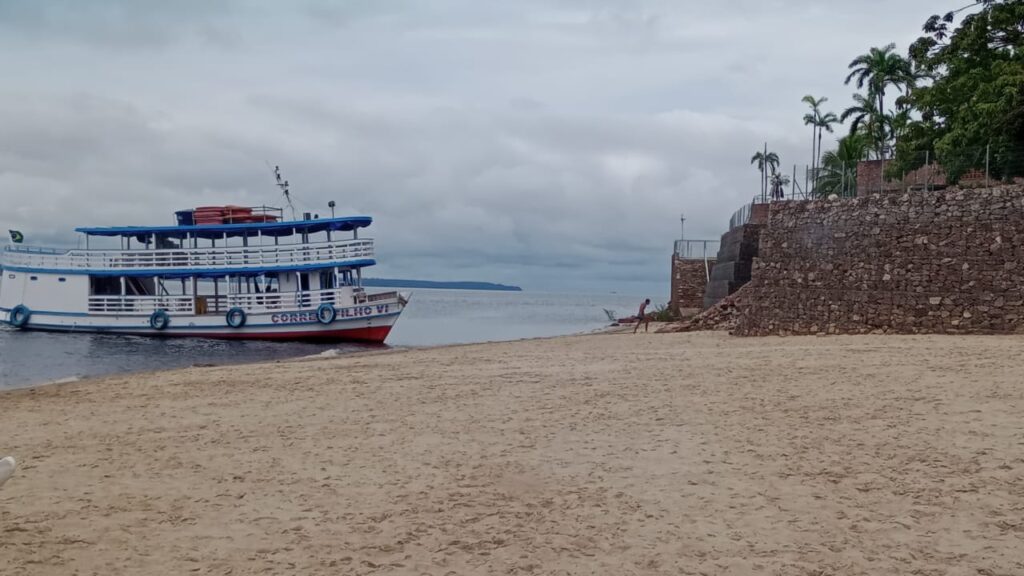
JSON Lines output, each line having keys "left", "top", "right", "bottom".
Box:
{"left": 74, "top": 215, "right": 372, "bottom": 240}
{"left": 1, "top": 216, "right": 377, "bottom": 277}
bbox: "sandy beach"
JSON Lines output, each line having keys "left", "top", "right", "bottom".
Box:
{"left": 2, "top": 331, "right": 1023, "bottom": 575}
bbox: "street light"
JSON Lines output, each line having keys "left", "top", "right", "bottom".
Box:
{"left": 680, "top": 212, "right": 685, "bottom": 240}
{"left": 328, "top": 200, "right": 336, "bottom": 218}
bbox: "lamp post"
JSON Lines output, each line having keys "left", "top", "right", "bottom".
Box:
{"left": 328, "top": 200, "right": 336, "bottom": 219}
{"left": 680, "top": 212, "right": 685, "bottom": 240}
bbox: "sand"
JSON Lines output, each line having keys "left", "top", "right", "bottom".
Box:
{"left": 1, "top": 331, "right": 1023, "bottom": 575}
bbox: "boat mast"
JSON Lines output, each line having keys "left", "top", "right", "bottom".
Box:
{"left": 271, "top": 164, "right": 296, "bottom": 221}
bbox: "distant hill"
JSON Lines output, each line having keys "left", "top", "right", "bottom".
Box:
{"left": 363, "top": 278, "right": 522, "bottom": 292}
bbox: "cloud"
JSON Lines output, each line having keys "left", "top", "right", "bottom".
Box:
{"left": 0, "top": 0, "right": 240, "bottom": 49}
{"left": 0, "top": 90, "right": 786, "bottom": 291}
{"left": 0, "top": 0, "right": 962, "bottom": 294}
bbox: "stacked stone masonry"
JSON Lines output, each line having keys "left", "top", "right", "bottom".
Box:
{"left": 671, "top": 257, "right": 716, "bottom": 313}
{"left": 703, "top": 224, "right": 762, "bottom": 309}
{"left": 734, "top": 185, "right": 1024, "bottom": 336}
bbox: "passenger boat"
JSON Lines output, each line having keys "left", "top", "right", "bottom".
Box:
{"left": 0, "top": 205, "right": 408, "bottom": 342}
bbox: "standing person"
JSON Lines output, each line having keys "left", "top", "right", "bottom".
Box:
{"left": 633, "top": 298, "right": 651, "bottom": 334}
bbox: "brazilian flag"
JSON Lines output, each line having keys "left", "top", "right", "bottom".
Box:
{"left": 9, "top": 230, "right": 23, "bottom": 244}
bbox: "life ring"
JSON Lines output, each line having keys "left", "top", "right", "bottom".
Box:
{"left": 149, "top": 309, "right": 170, "bottom": 331}
{"left": 226, "top": 307, "right": 247, "bottom": 328}
{"left": 316, "top": 303, "right": 336, "bottom": 325}
{"left": 9, "top": 305, "right": 31, "bottom": 328}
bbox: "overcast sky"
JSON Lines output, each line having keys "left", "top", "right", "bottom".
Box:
{"left": 0, "top": 0, "right": 960, "bottom": 294}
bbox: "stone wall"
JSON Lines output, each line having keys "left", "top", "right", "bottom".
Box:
{"left": 671, "top": 257, "right": 715, "bottom": 314}
{"left": 703, "top": 223, "right": 762, "bottom": 309}
{"left": 735, "top": 185, "right": 1024, "bottom": 336}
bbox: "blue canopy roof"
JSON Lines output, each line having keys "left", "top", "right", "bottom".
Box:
{"left": 76, "top": 216, "right": 373, "bottom": 240}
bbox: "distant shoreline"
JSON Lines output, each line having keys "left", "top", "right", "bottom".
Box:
{"left": 363, "top": 278, "right": 522, "bottom": 291}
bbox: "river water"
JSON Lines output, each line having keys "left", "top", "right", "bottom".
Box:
{"left": 0, "top": 289, "right": 654, "bottom": 389}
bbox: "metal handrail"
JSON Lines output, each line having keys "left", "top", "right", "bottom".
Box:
{"left": 674, "top": 239, "right": 720, "bottom": 260}
{"left": 2, "top": 238, "right": 375, "bottom": 272}
{"left": 87, "top": 295, "right": 196, "bottom": 314}
{"left": 730, "top": 202, "right": 753, "bottom": 229}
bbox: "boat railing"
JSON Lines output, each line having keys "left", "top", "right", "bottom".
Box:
{"left": 225, "top": 288, "right": 339, "bottom": 313}
{"left": 2, "top": 245, "right": 66, "bottom": 255}
{"left": 2, "top": 239, "right": 375, "bottom": 272}
{"left": 84, "top": 287, "right": 400, "bottom": 316}
{"left": 88, "top": 295, "right": 196, "bottom": 315}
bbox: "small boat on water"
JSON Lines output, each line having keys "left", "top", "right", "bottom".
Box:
{"left": 603, "top": 308, "right": 641, "bottom": 324}
{"left": 0, "top": 204, "right": 408, "bottom": 342}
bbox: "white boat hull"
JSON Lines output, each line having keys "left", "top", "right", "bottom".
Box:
{"left": 0, "top": 298, "right": 406, "bottom": 343}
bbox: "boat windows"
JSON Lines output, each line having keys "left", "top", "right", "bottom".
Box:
{"left": 319, "top": 271, "right": 337, "bottom": 290}
{"left": 30, "top": 276, "right": 38, "bottom": 281}
{"left": 58, "top": 278, "right": 67, "bottom": 283}
{"left": 89, "top": 276, "right": 122, "bottom": 296}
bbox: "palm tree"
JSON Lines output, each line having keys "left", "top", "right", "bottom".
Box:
{"left": 886, "top": 108, "right": 912, "bottom": 149}
{"left": 770, "top": 171, "right": 791, "bottom": 201}
{"left": 803, "top": 96, "right": 840, "bottom": 183}
{"left": 895, "top": 62, "right": 931, "bottom": 111}
{"left": 766, "top": 151, "right": 779, "bottom": 175}
{"left": 750, "top": 150, "right": 779, "bottom": 199}
{"left": 803, "top": 95, "right": 825, "bottom": 182}
{"left": 815, "top": 110, "right": 840, "bottom": 179}
{"left": 841, "top": 93, "right": 887, "bottom": 159}
{"left": 815, "top": 134, "right": 871, "bottom": 197}
{"left": 844, "top": 43, "right": 911, "bottom": 123}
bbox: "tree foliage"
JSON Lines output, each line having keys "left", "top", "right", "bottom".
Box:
{"left": 893, "top": 0, "right": 1024, "bottom": 182}
{"left": 770, "top": 171, "right": 791, "bottom": 200}
{"left": 751, "top": 150, "right": 780, "bottom": 198}
{"left": 803, "top": 95, "right": 839, "bottom": 182}
{"left": 815, "top": 134, "right": 871, "bottom": 197}
{"left": 840, "top": 93, "right": 889, "bottom": 159}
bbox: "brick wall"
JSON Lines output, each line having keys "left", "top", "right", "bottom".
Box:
{"left": 857, "top": 160, "right": 947, "bottom": 196}
{"left": 750, "top": 203, "right": 770, "bottom": 225}
{"left": 735, "top": 185, "right": 1024, "bottom": 336}
{"left": 671, "top": 257, "right": 715, "bottom": 314}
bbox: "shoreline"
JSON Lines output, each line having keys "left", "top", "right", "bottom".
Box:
{"left": 3, "top": 322, "right": 639, "bottom": 394}
{"left": 5, "top": 330, "right": 1022, "bottom": 574}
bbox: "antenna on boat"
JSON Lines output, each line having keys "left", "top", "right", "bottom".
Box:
{"left": 268, "top": 162, "right": 297, "bottom": 220}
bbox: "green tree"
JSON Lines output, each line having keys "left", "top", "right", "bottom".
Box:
{"left": 887, "top": 108, "right": 913, "bottom": 150}
{"left": 841, "top": 93, "right": 888, "bottom": 159}
{"left": 894, "top": 62, "right": 932, "bottom": 111}
{"left": 802, "top": 96, "right": 839, "bottom": 182}
{"left": 750, "top": 150, "right": 779, "bottom": 199}
{"left": 816, "top": 111, "right": 840, "bottom": 178}
{"left": 893, "top": 0, "right": 1024, "bottom": 182}
{"left": 845, "top": 43, "right": 913, "bottom": 125}
{"left": 770, "top": 171, "right": 792, "bottom": 200}
{"left": 815, "top": 133, "right": 872, "bottom": 197}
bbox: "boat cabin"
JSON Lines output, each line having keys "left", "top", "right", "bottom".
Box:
{"left": 1, "top": 206, "right": 378, "bottom": 318}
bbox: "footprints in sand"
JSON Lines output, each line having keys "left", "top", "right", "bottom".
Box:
{"left": 4, "top": 334, "right": 1024, "bottom": 574}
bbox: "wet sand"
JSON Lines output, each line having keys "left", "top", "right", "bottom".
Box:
{"left": 2, "top": 332, "right": 1023, "bottom": 575}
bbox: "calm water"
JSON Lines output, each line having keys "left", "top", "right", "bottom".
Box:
{"left": 0, "top": 289, "right": 652, "bottom": 390}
